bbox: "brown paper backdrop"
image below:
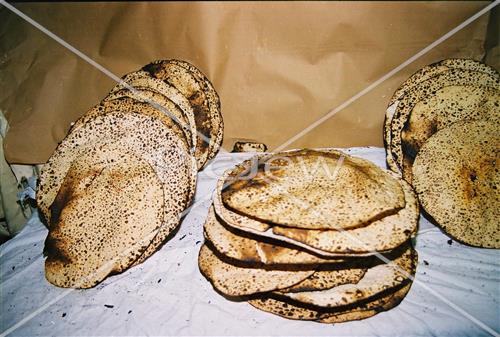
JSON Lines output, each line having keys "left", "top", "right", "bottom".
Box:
{"left": 0, "top": 2, "right": 496, "bottom": 164}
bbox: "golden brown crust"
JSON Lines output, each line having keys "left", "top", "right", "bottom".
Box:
{"left": 104, "top": 87, "right": 196, "bottom": 151}
{"left": 400, "top": 86, "right": 499, "bottom": 183}
{"left": 204, "top": 206, "right": 343, "bottom": 265}
{"left": 198, "top": 243, "right": 315, "bottom": 297}
{"left": 413, "top": 119, "right": 500, "bottom": 248}
{"left": 249, "top": 282, "right": 413, "bottom": 323}
{"left": 44, "top": 144, "right": 164, "bottom": 288}
{"left": 271, "top": 174, "right": 418, "bottom": 254}
{"left": 213, "top": 155, "right": 416, "bottom": 258}
{"left": 37, "top": 98, "right": 196, "bottom": 224}
{"left": 167, "top": 59, "right": 224, "bottom": 163}
{"left": 221, "top": 149, "right": 405, "bottom": 230}
{"left": 385, "top": 59, "right": 499, "bottom": 175}
{"left": 143, "top": 60, "right": 223, "bottom": 169}
{"left": 275, "top": 243, "right": 416, "bottom": 308}
{"left": 389, "top": 69, "right": 499, "bottom": 175}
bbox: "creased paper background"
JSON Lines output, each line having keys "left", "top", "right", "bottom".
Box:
{"left": 0, "top": 2, "right": 495, "bottom": 164}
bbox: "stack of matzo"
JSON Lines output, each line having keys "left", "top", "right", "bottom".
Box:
{"left": 199, "top": 149, "right": 418, "bottom": 322}
{"left": 37, "top": 59, "right": 223, "bottom": 288}
{"left": 384, "top": 58, "right": 499, "bottom": 248}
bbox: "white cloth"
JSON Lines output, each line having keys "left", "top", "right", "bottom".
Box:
{"left": 1, "top": 147, "right": 499, "bottom": 336}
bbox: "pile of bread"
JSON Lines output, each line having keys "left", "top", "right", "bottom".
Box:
{"left": 37, "top": 59, "right": 223, "bottom": 288}
{"left": 199, "top": 149, "right": 418, "bottom": 322}
{"left": 384, "top": 58, "right": 499, "bottom": 248}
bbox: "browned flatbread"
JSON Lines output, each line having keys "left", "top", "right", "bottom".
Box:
{"left": 214, "top": 163, "right": 416, "bottom": 256}
{"left": 249, "top": 282, "right": 412, "bottom": 322}
{"left": 214, "top": 194, "right": 375, "bottom": 258}
{"left": 318, "top": 283, "right": 410, "bottom": 323}
{"left": 198, "top": 243, "right": 315, "bottom": 297}
{"left": 104, "top": 86, "right": 196, "bottom": 151}
{"left": 107, "top": 69, "right": 206, "bottom": 168}
{"left": 388, "top": 69, "right": 499, "bottom": 173}
{"left": 248, "top": 243, "right": 416, "bottom": 322}
{"left": 167, "top": 59, "right": 224, "bottom": 163}
{"left": 281, "top": 265, "right": 367, "bottom": 293}
{"left": 400, "top": 85, "right": 499, "bottom": 182}
{"left": 75, "top": 97, "right": 192, "bottom": 158}
{"left": 143, "top": 60, "right": 223, "bottom": 168}
{"left": 38, "top": 112, "right": 196, "bottom": 271}
{"left": 38, "top": 100, "right": 196, "bottom": 225}
{"left": 45, "top": 143, "right": 164, "bottom": 288}
{"left": 272, "top": 174, "right": 418, "bottom": 254}
{"left": 388, "top": 59, "right": 499, "bottom": 107}
{"left": 276, "top": 243, "right": 416, "bottom": 308}
{"left": 204, "top": 206, "right": 342, "bottom": 265}
{"left": 384, "top": 59, "right": 499, "bottom": 171}
{"left": 214, "top": 171, "right": 272, "bottom": 233}
{"left": 232, "top": 141, "right": 267, "bottom": 153}
{"left": 412, "top": 119, "right": 500, "bottom": 248}
{"left": 221, "top": 149, "right": 405, "bottom": 230}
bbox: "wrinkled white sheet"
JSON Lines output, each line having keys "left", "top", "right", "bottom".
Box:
{"left": 1, "top": 147, "right": 499, "bottom": 336}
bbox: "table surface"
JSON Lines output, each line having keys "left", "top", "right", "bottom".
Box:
{"left": 1, "top": 147, "right": 499, "bottom": 337}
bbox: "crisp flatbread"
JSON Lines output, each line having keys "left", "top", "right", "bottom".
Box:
{"left": 143, "top": 60, "right": 223, "bottom": 168}
{"left": 214, "top": 192, "right": 372, "bottom": 258}
{"left": 318, "top": 283, "right": 411, "bottom": 323}
{"left": 400, "top": 85, "right": 500, "bottom": 182}
{"left": 221, "top": 149, "right": 405, "bottom": 230}
{"left": 412, "top": 119, "right": 500, "bottom": 248}
{"left": 37, "top": 112, "right": 196, "bottom": 267}
{"left": 272, "top": 174, "right": 418, "bottom": 253}
{"left": 104, "top": 86, "right": 196, "bottom": 151}
{"left": 167, "top": 59, "right": 224, "bottom": 163}
{"left": 45, "top": 143, "right": 164, "bottom": 288}
{"left": 38, "top": 102, "right": 196, "bottom": 225}
{"left": 204, "top": 206, "right": 342, "bottom": 265}
{"left": 388, "top": 59, "right": 499, "bottom": 107}
{"left": 282, "top": 265, "right": 367, "bottom": 293}
{"left": 384, "top": 103, "right": 402, "bottom": 173}
{"left": 107, "top": 69, "right": 205, "bottom": 168}
{"left": 39, "top": 98, "right": 191, "bottom": 223}
{"left": 388, "top": 69, "right": 499, "bottom": 173}
{"left": 276, "top": 243, "right": 416, "bottom": 308}
{"left": 248, "top": 282, "right": 412, "bottom": 322}
{"left": 73, "top": 96, "right": 191, "bottom": 154}
{"left": 213, "top": 160, "right": 416, "bottom": 256}
{"left": 214, "top": 160, "right": 272, "bottom": 232}
{"left": 198, "top": 243, "right": 315, "bottom": 297}
{"left": 384, "top": 59, "right": 499, "bottom": 172}
{"left": 232, "top": 141, "right": 267, "bottom": 153}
